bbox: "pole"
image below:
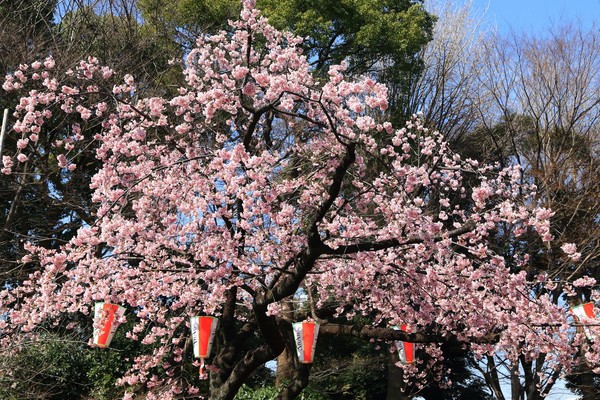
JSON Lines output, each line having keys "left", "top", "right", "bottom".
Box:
{"left": 0, "top": 108, "right": 8, "bottom": 158}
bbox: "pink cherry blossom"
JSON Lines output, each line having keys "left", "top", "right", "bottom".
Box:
{"left": 43, "top": 56, "right": 55, "bottom": 69}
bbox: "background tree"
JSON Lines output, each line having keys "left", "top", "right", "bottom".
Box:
{"left": 405, "top": 0, "right": 488, "bottom": 141}
{"left": 138, "top": 0, "right": 241, "bottom": 50}
{"left": 471, "top": 23, "right": 600, "bottom": 400}
{"left": 0, "top": 0, "right": 57, "bottom": 72}
{"left": 0, "top": 0, "right": 180, "bottom": 277}
{"left": 138, "top": 0, "right": 435, "bottom": 127}
{"left": 400, "top": 3, "right": 600, "bottom": 396}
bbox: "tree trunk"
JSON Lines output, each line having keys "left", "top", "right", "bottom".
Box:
{"left": 276, "top": 345, "right": 296, "bottom": 387}
{"left": 275, "top": 364, "right": 310, "bottom": 400}
{"left": 579, "top": 344, "right": 598, "bottom": 400}
{"left": 276, "top": 301, "right": 297, "bottom": 388}
{"left": 579, "top": 371, "right": 597, "bottom": 400}
{"left": 387, "top": 351, "right": 410, "bottom": 400}
{"left": 510, "top": 361, "right": 522, "bottom": 400}
{"left": 482, "top": 356, "right": 506, "bottom": 400}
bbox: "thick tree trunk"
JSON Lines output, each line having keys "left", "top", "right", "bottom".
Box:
{"left": 276, "top": 347, "right": 296, "bottom": 388}
{"left": 483, "top": 356, "right": 506, "bottom": 400}
{"left": 387, "top": 351, "right": 410, "bottom": 400}
{"left": 210, "top": 145, "right": 356, "bottom": 399}
{"left": 275, "top": 364, "right": 310, "bottom": 400}
{"left": 510, "top": 361, "right": 523, "bottom": 400}
{"left": 276, "top": 300, "right": 297, "bottom": 388}
{"left": 210, "top": 344, "right": 278, "bottom": 400}
{"left": 521, "top": 356, "right": 539, "bottom": 400}
{"left": 579, "top": 371, "right": 597, "bottom": 400}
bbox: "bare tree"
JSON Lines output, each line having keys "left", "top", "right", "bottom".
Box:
{"left": 405, "top": 0, "right": 490, "bottom": 140}
{"left": 476, "top": 23, "right": 600, "bottom": 400}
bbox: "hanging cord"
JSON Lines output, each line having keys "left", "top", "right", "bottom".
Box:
{"left": 199, "top": 357, "right": 208, "bottom": 380}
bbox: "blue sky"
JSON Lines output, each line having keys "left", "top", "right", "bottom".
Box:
{"left": 470, "top": 0, "right": 599, "bottom": 34}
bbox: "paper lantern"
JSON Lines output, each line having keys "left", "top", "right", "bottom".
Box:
{"left": 292, "top": 321, "right": 319, "bottom": 364}
{"left": 394, "top": 325, "right": 415, "bottom": 364}
{"left": 190, "top": 316, "right": 219, "bottom": 379}
{"left": 570, "top": 302, "right": 596, "bottom": 341}
{"left": 93, "top": 302, "right": 126, "bottom": 348}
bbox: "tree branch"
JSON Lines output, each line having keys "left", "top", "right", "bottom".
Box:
{"left": 321, "top": 220, "right": 476, "bottom": 255}
{"left": 318, "top": 323, "right": 500, "bottom": 344}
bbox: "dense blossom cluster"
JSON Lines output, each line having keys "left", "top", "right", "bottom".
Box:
{"left": 0, "top": 1, "right": 597, "bottom": 398}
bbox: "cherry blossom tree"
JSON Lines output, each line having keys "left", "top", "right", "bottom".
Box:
{"left": 1, "top": 2, "right": 597, "bottom": 399}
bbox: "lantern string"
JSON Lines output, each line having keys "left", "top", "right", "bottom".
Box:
{"left": 199, "top": 358, "right": 208, "bottom": 380}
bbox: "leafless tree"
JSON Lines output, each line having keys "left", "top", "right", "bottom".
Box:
{"left": 406, "top": 0, "right": 490, "bottom": 141}
{"left": 476, "top": 23, "right": 600, "bottom": 400}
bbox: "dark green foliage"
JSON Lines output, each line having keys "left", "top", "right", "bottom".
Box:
{"left": 308, "top": 334, "right": 388, "bottom": 399}
{"left": 236, "top": 384, "right": 327, "bottom": 399}
{"left": 55, "top": 4, "right": 182, "bottom": 92}
{"left": 258, "top": 0, "right": 434, "bottom": 74}
{"left": 258, "top": 0, "right": 434, "bottom": 125}
{"left": 0, "top": 323, "right": 139, "bottom": 400}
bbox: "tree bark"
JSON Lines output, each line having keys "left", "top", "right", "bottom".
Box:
{"left": 275, "top": 364, "right": 310, "bottom": 400}
{"left": 510, "top": 361, "right": 522, "bottom": 400}
{"left": 481, "top": 356, "right": 506, "bottom": 400}
{"left": 276, "top": 347, "right": 296, "bottom": 388}
{"left": 276, "top": 300, "right": 297, "bottom": 388}
{"left": 387, "top": 351, "right": 410, "bottom": 400}
{"left": 579, "top": 344, "right": 598, "bottom": 400}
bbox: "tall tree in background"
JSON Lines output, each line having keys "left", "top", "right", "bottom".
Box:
{"left": 138, "top": 0, "right": 435, "bottom": 125}
{"left": 392, "top": 3, "right": 495, "bottom": 398}
{"left": 0, "top": 0, "right": 179, "bottom": 278}
{"left": 260, "top": 0, "right": 435, "bottom": 128}
{"left": 405, "top": 0, "right": 488, "bottom": 141}
{"left": 382, "top": 2, "right": 600, "bottom": 397}
{"left": 138, "top": 0, "right": 241, "bottom": 49}
{"left": 0, "top": 0, "right": 57, "bottom": 71}
{"left": 472, "top": 23, "right": 600, "bottom": 400}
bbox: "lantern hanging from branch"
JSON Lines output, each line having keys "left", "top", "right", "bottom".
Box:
{"left": 190, "top": 316, "right": 219, "bottom": 379}
{"left": 93, "top": 302, "right": 126, "bottom": 348}
{"left": 570, "top": 302, "right": 596, "bottom": 341}
{"left": 292, "top": 320, "right": 319, "bottom": 364}
{"left": 394, "top": 325, "right": 415, "bottom": 364}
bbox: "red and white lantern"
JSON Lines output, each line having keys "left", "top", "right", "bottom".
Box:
{"left": 394, "top": 325, "right": 415, "bottom": 364}
{"left": 570, "top": 302, "right": 596, "bottom": 341}
{"left": 93, "top": 302, "right": 126, "bottom": 348}
{"left": 292, "top": 320, "right": 319, "bottom": 364}
{"left": 190, "top": 316, "right": 218, "bottom": 379}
